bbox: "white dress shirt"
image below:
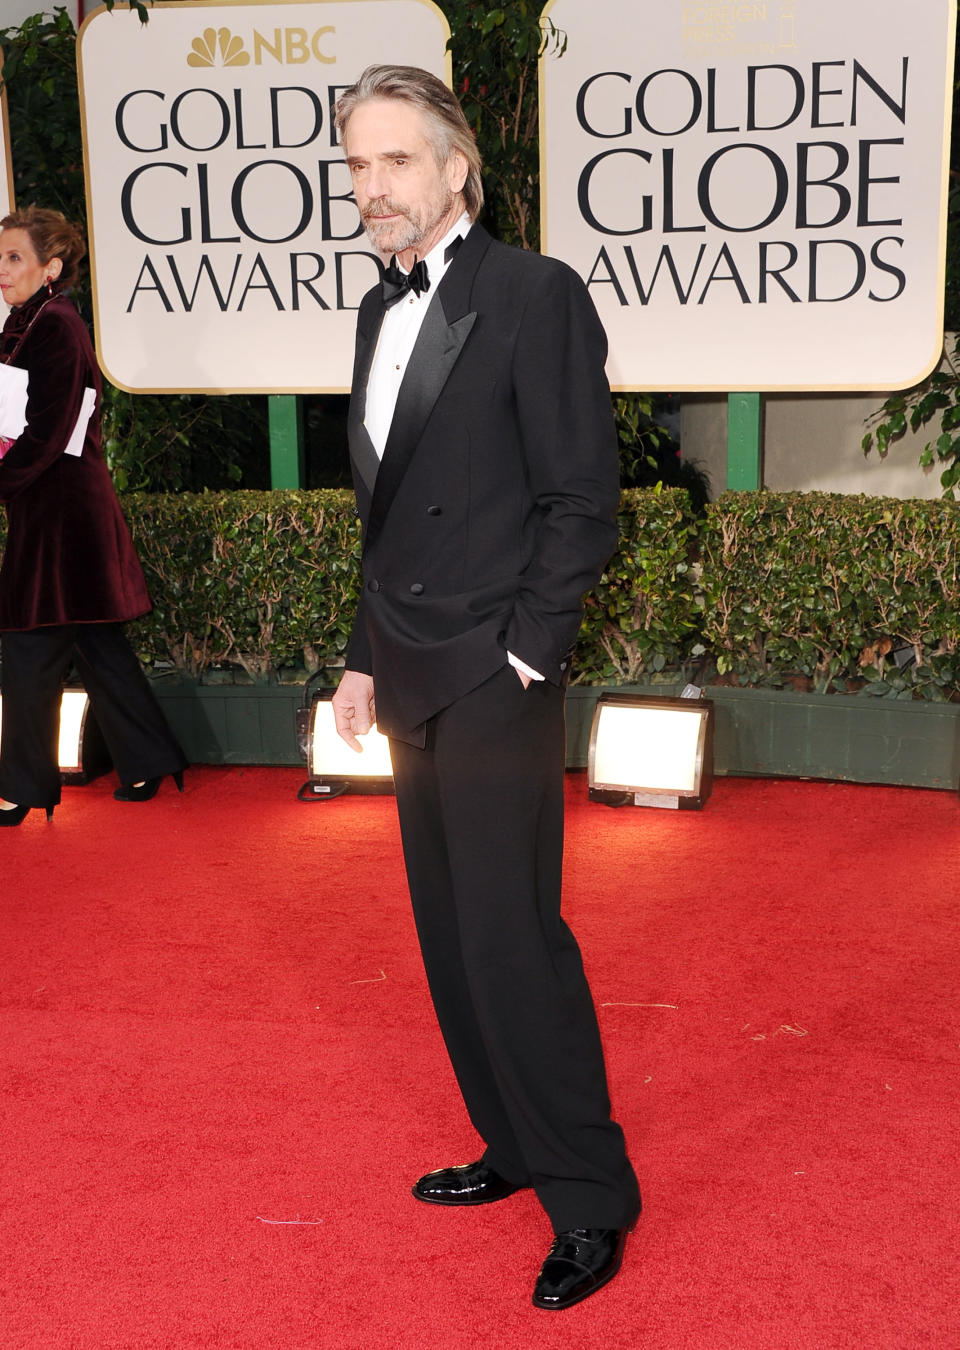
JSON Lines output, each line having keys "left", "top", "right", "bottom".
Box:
{"left": 364, "top": 214, "right": 543, "bottom": 684}
{"left": 364, "top": 214, "right": 470, "bottom": 459}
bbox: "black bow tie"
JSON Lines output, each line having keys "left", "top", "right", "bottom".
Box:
{"left": 381, "top": 256, "right": 429, "bottom": 308}
{"left": 380, "top": 236, "right": 465, "bottom": 309}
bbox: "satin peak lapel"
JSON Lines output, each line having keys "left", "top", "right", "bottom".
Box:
{"left": 348, "top": 307, "right": 383, "bottom": 501}
{"left": 365, "top": 294, "right": 477, "bottom": 548}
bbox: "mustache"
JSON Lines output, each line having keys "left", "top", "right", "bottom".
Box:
{"left": 361, "top": 200, "right": 410, "bottom": 222}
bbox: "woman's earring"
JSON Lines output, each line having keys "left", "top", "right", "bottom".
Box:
{"left": 45, "top": 276, "right": 54, "bottom": 295}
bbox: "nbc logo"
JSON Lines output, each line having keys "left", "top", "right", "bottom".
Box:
{"left": 187, "top": 27, "right": 250, "bottom": 67}
{"left": 187, "top": 24, "right": 336, "bottom": 66}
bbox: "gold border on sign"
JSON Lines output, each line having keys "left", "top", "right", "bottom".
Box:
{"left": 77, "top": 0, "right": 452, "bottom": 395}
{"left": 0, "top": 46, "right": 17, "bottom": 211}
{"left": 537, "top": 0, "right": 958, "bottom": 395}
{"left": 538, "top": 0, "right": 556, "bottom": 272}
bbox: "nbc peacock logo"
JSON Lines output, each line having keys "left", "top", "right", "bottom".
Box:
{"left": 187, "top": 27, "right": 251, "bottom": 67}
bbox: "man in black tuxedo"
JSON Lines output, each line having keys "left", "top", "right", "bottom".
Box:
{"left": 331, "top": 66, "right": 640, "bottom": 1311}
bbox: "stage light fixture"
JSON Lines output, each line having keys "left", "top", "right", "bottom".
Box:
{"left": 587, "top": 690, "right": 714, "bottom": 809}
{"left": 296, "top": 688, "right": 394, "bottom": 800}
{"left": 0, "top": 687, "right": 111, "bottom": 784}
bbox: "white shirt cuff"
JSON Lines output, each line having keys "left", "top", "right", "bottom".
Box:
{"left": 507, "top": 651, "right": 545, "bottom": 682}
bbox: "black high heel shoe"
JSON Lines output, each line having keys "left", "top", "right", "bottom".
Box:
{"left": 0, "top": 802, "right": 55, "bottom": 826}
{"left": 113, "top": 770, "right": 184, "bottom": 803}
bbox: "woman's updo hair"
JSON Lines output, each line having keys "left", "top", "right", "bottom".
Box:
{"left": 0, "top": 205, "right": 87, "bottom": 290}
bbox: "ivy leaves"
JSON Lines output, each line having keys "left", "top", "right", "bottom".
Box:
{"left": 863, "top": 340, "right": 960, "bottom": 499}
{"left": 442, "top": 0, "right": 566, "bottom": 249}
{"left": 0, "top": 11, "right": 84, "bottom": 221}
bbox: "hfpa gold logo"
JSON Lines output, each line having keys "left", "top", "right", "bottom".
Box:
{"left": 187, "top": 25, "right": 336, "bottom": 67}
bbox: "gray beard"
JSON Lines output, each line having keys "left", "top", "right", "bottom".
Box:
{"left": 364, "top": 216, "right": 421, "bottom": 254}
{"left": 362, "top": 190, "right": 454, "bottom": 256}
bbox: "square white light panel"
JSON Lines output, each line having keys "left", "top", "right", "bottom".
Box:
{"left": 309, "top": 700, "right": 393, "bottom": 779}
{"left": 0, "top": 690, "right": 88, "bottom": 770}
{"left": 593, "top": 704, "right": 702, "bottom": 793}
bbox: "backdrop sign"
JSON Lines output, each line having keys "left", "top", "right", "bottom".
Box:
{"left": 540, "top": 0, "right": 957, "bottom": 391}
{"left": 78, "top": 0, "right": 449, "bottom": 393}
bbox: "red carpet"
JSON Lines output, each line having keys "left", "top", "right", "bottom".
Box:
{"left": 2, "top": 768, "right": 959, "bottom": 1349}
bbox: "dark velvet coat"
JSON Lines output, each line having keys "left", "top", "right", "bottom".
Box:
{"left": 345, "top": 223, "right": 620, "bottom": 746}
{"left": 0, "top": 290, "right": 151, "bottom": 631}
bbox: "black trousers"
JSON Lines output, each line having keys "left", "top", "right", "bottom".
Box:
{"left": 389, "top": 664, "right": 640, "bottom": 1233}
{"left": 0, "top": 623, "right": 186, "bottom": 808}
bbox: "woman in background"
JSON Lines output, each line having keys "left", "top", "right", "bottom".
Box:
{"left": 0, "top": 206, "right": 186, "bottom": 826}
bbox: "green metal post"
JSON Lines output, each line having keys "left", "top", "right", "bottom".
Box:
{"left": 268, "top": 394, "right": 306, "bottom": 489}
{"left": 726, "top": 392, "right": 764, "bottom": 491}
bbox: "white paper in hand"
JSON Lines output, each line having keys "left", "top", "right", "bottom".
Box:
{"left": 0, "top": 362, "right": 28, "bottom": 441}
{"left": 64, "top": 386, "right": 97, "bottom": 457}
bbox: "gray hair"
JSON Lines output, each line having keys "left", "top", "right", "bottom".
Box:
{"left": 335, "top": 65, "right": 484, "bottom": 221}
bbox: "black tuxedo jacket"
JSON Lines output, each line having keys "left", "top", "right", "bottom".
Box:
{"left": 345, "top": 223, "right": 619, "bottom": 747}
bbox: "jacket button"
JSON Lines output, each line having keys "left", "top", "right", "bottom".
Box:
{"left": 559, "top": 661, "right": 567, "bottom": 671}
{"left": 367, "top": 579, "right": 381, "bottom": 593}
{"left": 426, "top": 505, "right": 442, "bottom": 516}
{"left": 409, "top": 583, "right": 424, "bottom": 596}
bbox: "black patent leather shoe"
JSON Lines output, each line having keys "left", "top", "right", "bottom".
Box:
{"left": 412, "top": 1160, "right": 526, "bottom": 1206}
{"left": 114, "top": 770, "right": 184, "bottom": 802}
{"left": 0, "top": 802, "right": 54, "bottom": 826}
{"left": 532, "top": 1227, "right": 629, "bottom": 1310}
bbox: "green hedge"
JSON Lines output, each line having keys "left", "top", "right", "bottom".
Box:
{"left": 576, "top": 487, "right": 701, "bottom": 683}
{"left": 699, "top": 492, "right": 960, "bottom": 699}
{"left": 123, "top": 487, "right": 699, "bottom": 684}
{"left": 125, "top": 490, "right": 361, "bottom": 679}
{"left": 2, "top": 488, "right": 959, "bottom": 699}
